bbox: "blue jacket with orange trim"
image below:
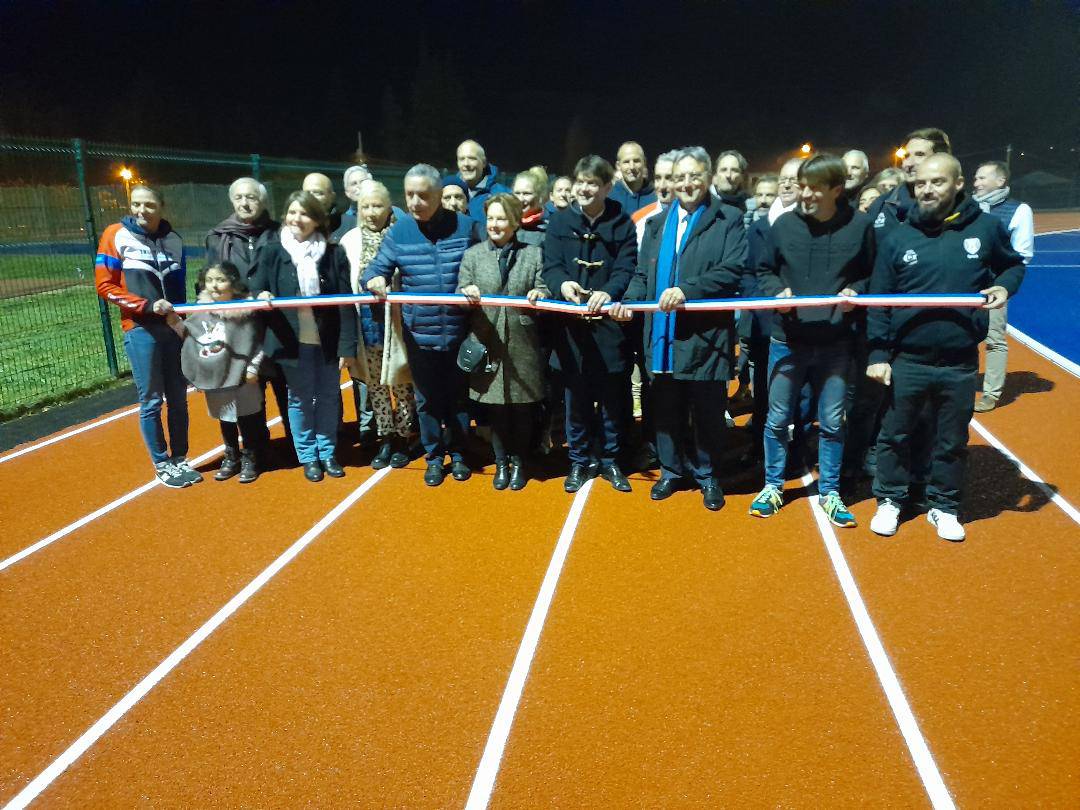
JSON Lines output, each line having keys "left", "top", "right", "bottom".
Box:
{"left": 95, "top": 216, "right": 186, "bottom": 332}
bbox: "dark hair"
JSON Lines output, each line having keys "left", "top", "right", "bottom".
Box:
{"left": 979, "top": 160, "right": 1010, "bottom": 182}
{"left": 131, "top": 184, "right": 165, "bottom": 205}
{"left": 756, "top": 173, "right": 779, "bottom": 188}
{"left": 904, "top": 127, "right": 952, "bottom": 155}
{"left": 197, "top": 261, "right": 247, "bottom": 295}
{"left": 573, "top": 154, "right": 615, "bottom": 185}
{"left": 715, "top": 149, "right": 749, "bottom": 174}
{"left": 798, "top": 153, "right": 847, "bottom": 190}
{"left": 282, "top": 190, "right": 330, "bottom": 235}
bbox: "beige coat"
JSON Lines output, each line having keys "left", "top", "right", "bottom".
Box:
{"left": 339, "top": 225, "right": 412, "bottom": 386}
{"left": 456, "top": 240, "right": 549, "bottom": 405}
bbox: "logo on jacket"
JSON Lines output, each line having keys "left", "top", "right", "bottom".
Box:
{"left": 902, "top": 249, "right": 918, "bottom": 265}
{"left": 874, "top": 212, "right": 886, "bottom": 228}
{"left": 963, "top": 237, "right": 981, "bottom": 259}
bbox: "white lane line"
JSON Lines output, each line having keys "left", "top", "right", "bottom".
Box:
{"left": 1006, "top": 325, "right": 1080, "bottom": 380}
{"left": 803, "top": 474, "right": 956, "bottom": 810}
{"left": 970, "top": 418, "right": 1080, "bottom": 526}
{"left": 465, "top": 479, "right": 594, "bottom": 810}
{"left": 3, "top": 466, "right": 391, "bottom": 810}
{"left": 0, "top": 388, "right": 196, "bottom": 465}
{"left": 1034, "top": 227, "right": 1080, "bottom": 236}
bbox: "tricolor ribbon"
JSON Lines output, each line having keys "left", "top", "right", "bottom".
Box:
{"left": 172, "top": 291, "right": 989, "bottom": 317}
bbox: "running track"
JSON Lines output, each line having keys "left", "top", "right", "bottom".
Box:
{"left": 0, "top": 229, "right": 1077, "bottom": 807}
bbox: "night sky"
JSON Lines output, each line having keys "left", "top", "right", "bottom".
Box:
{"left": 1, "top": 0, "right": 1077, "bottom": 176}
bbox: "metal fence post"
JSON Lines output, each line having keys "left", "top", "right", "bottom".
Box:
{"left": 251, "top": 153, "right": 261, "bottom": 181}
{"left": 74, "top": 138, "right": 119, "bottom": 377}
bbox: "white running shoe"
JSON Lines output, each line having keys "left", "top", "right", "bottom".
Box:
{"left": 927, "top": 508, "right": 965, "bottom": 542}
{"left": 870, "top": 499, "right": 901, "bottom": 536}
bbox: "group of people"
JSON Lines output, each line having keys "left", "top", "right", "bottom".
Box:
{"left": 94, "top": 127, "right": 1032, "bottom": 541}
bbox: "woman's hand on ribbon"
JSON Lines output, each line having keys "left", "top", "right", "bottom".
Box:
{"left": 460, "top": 284, "right": 482, "bottom": 304}
{"left": 657, "top": 286, "right": 686, "bottom": 313}
{"left": 526, "top": 288, "right": 544, "bottom": 304}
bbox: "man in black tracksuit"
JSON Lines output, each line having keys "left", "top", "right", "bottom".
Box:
{"left": 867, "top": 154, "right": 1025, "bottom": 541}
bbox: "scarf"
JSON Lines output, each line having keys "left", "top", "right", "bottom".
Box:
{"left": 651, "top": 201, "right": 705, "bottom": 373}
{"left": 974, "top": 186, "right": 1010, "bottom": 211}
{"left": 279, "top": 226, "right": 326, "bottom": 296}
{"left": 496, "top": 239, "right": 520, "bottom": 290}
{"left": 211, "top": 212, "right": 273, "bottom": 263}
{"left": 521, "top": 208, "right": 544, "bottom": 231}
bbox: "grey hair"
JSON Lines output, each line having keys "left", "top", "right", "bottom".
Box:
{"left": 458, "top": 139, "right": 487, "bottom": 163}
{"left": 843, "top": 150, "right": 870, "bottom": 171}
{"left": 228, "top": 177, "right": 268, "bottom": 204}
{"left": 356, "top": 178, "right": 390, "bottom": 200}
{"left": 656, "top": 150, "right": 680, "bottom": 166}
{"left": 671, "top": 146, "right": 713, "bottom": 178}
{"left": 343, "top": 164, "right": 373, "bottom": 186}
{"left": 404, "top": 163, "right": 442, "bottom": 189}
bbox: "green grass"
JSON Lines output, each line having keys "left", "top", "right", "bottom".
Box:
{"left": 0, "top": 285, "right": 130, "bottom": 420}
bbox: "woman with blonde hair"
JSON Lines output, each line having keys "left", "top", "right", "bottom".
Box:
{"left": 339, "top": 180, "right": 417, "bottom": 469}
{"left": 512, "top": 166, "right": 549, "bottom": 246}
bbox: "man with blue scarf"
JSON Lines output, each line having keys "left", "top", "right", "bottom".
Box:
{"left": 611, "top": 147, "right": 746, "bottom": 511}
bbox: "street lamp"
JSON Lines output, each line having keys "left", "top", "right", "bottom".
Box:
{"left": 893, "top": 147, "right": 907, "bottom": 167}
{"left": 119, "top": 166, "right": 134, "bottom": 204}
{"left": 800, "top": 143, "right": 812, "bottom": 155}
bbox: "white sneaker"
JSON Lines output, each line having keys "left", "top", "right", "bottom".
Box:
{"left": 927, "top": 508, "right": 965, "bottom": 541}
{"left": 870, "top": 499, "right": 901, "bottom": 536}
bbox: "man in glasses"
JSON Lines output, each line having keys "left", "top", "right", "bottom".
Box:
{"left": 611, "top": 146, "right": 746, "bottom": 511}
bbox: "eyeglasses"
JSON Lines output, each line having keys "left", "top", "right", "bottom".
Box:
{"left": 778, "top": 177, "right": 799, "bottom": 186}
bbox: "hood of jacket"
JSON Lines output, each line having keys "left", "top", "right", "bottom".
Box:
{"left": 122, "top": 215, "right": 174, "bottom": 239}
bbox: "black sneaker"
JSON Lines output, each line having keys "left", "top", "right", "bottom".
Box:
{"left": 155, "top": 461, "right": 191, "bottom": 489}
{"left": 172, "top": 457, "right": 204, "bottom": 485}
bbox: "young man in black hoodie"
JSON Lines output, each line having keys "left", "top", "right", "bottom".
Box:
{"left": 866, "top": 154, "right": 1024, "bottom": 541}
{"left": 751, "top": 154, "right": 875, "bottom": 527}
{"left": 542, "top": 155, "right": 637, "bottom": 493}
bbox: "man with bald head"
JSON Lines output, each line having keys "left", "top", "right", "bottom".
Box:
{"left": 609, "top": 141, "right": 656, "bottom": 216}
{"left": 302, "top": 172, "right": 343, "bottom": 235}
{"left": 866, "top": 153, "right": 1025, "bottom": 541}
{"left": 450, "top": 139, "right": 510, "bottom": 223}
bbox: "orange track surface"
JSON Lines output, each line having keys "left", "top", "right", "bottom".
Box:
{"left": 1, "top": 332, "right": 1077, "bottom": 807}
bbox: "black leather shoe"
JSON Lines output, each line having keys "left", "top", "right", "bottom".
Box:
{"left": 424, "top": 460, "right": 445, "bottom": 487}
{"left": 493, "top": 462, "right": 510, "bottom": 490}
{"left": 702, "top": 482, "right": 726, "bottom": 511}
{"left": 322, "top": 457, "right": 346, "bottom": 478}
{"left": 601, "top": 463, "right": 631, "bottom": 493}
{"left": 451, "top": 460, "right": 472, "bottom": 481}
{"left": 303, "top": 461, "right": 324, "bottom": 482}
{"left": 650, "top": 478, "right": 677, "bottom": 501}
{"left": 508, "top": 458, "right": 527, "bottom": 491}
{"left": 564, "top": 463, "right": 588, "bottom": 493}
{"left": 391, "top": 439, "right": 421, "bottom": 469}
{"left": 371, "top": 440, "right": 394, "bottom": 470}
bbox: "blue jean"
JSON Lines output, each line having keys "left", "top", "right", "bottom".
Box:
{"left": 764, "top": 339, "right": 850, "bottom": 494}
{"left": 123, "top": 326, "right": 189, "bottom": 464}
{"left": 281, "top": 344, "right": 343, "bottom": 464}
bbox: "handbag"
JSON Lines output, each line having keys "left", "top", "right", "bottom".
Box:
{"left": 457, "top": 333, "right": 493, "bottom": 373}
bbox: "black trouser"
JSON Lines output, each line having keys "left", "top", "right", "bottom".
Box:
{"left": 842, "top": 330, "right": 888, "bottom": 476}
{"left": 873, "top": 353, "right": 977, "bottom": 514}
{"left": 220, "top": 412, "right": 268, "bottom": 454}
{"left": 256, "top": 366, "right": 292, "bottom": 448}
{"left": 652, "top": 377, "right": 728, "bottom": 485}
{"left": 488, "top": 403, "right": 536, "bottom": 463}
{"left": 403, "top": 332, "right": 469, "bottom": 462}
{"left": 563, "top": 370, "right": 631, "bottom": 466}
{"left": 747, "top": 335, "right": 771, "bottom": 451}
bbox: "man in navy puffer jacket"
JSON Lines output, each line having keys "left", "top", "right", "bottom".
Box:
{"left": 363, "top": 164, "right": 480, "bottom": 486}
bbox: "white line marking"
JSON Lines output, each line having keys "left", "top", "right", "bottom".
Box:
{"left": 2, "top": 466, "right": 391, "bottom": 810}
{"left": 1006, "top": 325, "right": 1080, "bottom": 380}
{"left": 969, "top": 419, "right": 1080, "bottom": 525}
{"left": 465, "top": 479, "right": 594, "bottom": 810}
{"left": 803, "top": 474, "right": 956, "bottom": 810}
{"left": 0, "top": 388, "right": 196, "bottom": 465}
{"left": 1034, "top": 227, "right": 1080, "bottom": 236}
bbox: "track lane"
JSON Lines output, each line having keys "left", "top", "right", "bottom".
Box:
{"left": 24, "top": 468, "right": 581, "bottom": 807}
{"left": 0, "top": 461, "right": 376, "bottom": 803}
{"left": 487, "top": 484, "right": 930, "bottom": 806}
{"left": 838, "top": 429, "right": 1079, "bottom": 806}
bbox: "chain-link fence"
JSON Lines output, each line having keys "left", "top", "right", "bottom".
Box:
{"left": 0, "top": 136, "right": 410, "bottom": 419}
